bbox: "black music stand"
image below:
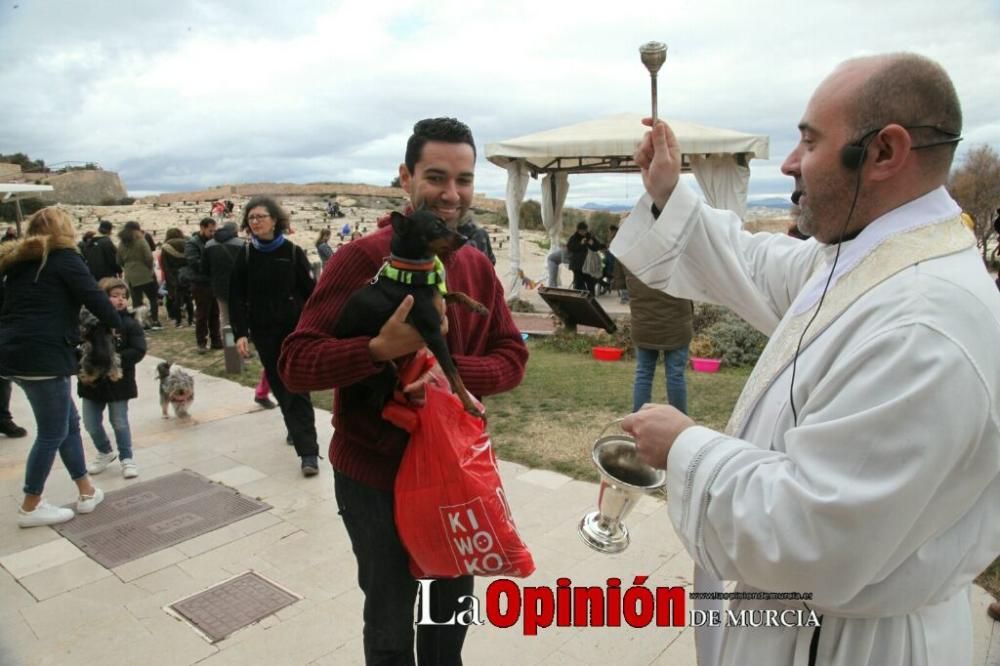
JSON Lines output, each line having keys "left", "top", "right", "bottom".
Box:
{"left": 537, "top": 286, "right": 617, "bottom": 333}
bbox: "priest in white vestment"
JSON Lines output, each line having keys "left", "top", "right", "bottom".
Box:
{"left": 612, "top": 53, "right": 1000, "bottom": 666}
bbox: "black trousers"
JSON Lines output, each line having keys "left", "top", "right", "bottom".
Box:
{"left": 166, "top": 281, "right": 194, "bottom": 325}
{"left": 334, "top": 471, "right": 473, "bottom": 666}
{"left": 191, "top": 283, "right": 221, "bottom": 347}
{"left": 252, "top": 327, "right": 318, "bottom": 457}
{"left": 130, "top": 280, "right": 161, "bottom": 324}
{"left": 571, "top": 269, "right": 597, "bottom": 295}
{"left": 0, "top": 377, "right": 13, "bottom": 423}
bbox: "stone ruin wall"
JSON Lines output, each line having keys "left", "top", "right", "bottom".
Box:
{"left": 37, "top": 170, "right": 128, "bottom": 205}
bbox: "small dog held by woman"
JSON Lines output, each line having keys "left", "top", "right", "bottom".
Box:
{"left": 156, "top": 361, "right": 194, "bottom": 419}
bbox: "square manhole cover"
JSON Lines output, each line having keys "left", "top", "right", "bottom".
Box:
{"left": 169, "top": 571, "right": 300, "bottom": 643}
{"left": 53, "top": 470, "right": 271, "bottom": 568}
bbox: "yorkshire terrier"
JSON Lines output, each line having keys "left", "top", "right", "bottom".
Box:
{"left": 156, "top": 361, "right": 194, "bottom": 419}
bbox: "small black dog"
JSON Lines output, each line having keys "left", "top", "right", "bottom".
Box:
{"left": 78, "top": 309, "right": 122, "bottom": 385}
{"left": 333, "top": 209, "right": 488, "bottom": 418}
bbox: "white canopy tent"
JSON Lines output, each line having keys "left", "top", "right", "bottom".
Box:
{"left": 0, "top": 183, "right": 55, "bottom": 236}
{"left": 485, "top": 113, "right": 769, "bottom": 296}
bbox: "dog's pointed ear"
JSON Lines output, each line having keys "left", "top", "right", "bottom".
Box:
{"left": 390, "top": 211, "right": 410, "bottom": 235}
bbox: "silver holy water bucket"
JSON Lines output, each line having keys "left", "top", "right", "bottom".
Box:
{"left": 578, "top": 419, "right": 666, "bottom": 554}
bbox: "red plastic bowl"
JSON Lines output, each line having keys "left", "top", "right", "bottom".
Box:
{"left": 690, "top": 356, "right": 722, "bottom": 373}
{"left": 592, "top": 346, "right": 624, "bottom": 361}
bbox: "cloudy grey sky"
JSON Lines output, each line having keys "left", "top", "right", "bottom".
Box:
{"left": 2, "top": 0, "right": 998, "bottom": 206}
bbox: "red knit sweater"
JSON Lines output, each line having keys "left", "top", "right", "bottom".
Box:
{"left": 279, "top": 218, "right": 528, "bottom": 491}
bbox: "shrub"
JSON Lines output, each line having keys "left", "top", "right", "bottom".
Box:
{"left": 689, "top": 336, "right": 715, "bottom": 358}
{"left": 519, "top": 200, "right": 543, "bottom": 230}
{"left": 537, "top": 329, "right": 598, "bottom": 355}
{"left": 704, "top": 318, "right": 768, "bottom": 367}
{"left": 692, "top": 303, "right": 730, "bottom": 335}
{"left": 506, "top": 298, "right": 536, "bottom": 313}
{"left": 561, "top": 209, "right": 587, "bottom": 238}
{"left": 587, "top": 211, "right": 621, "bottom": 242}
{"left": 536, "top": 316, "right": 635, "bottom": 360}
{"left": 613, "top": 320, "right": 635, "bottom": 358}
{"left": 0, "top": 152, "right": 45, "bottom": 171}
{"left": 688, "top": 303, "right": 768, "bottom": 367}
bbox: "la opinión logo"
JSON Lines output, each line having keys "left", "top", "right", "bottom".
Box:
{"left": 416, "top": 578, "right": 821, "bottom": 635}
{"left": 416, "top": 576, "right": 686, "bottom": 635}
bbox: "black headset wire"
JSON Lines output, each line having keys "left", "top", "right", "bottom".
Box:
{"left": 787, "top": 134, "right": 873, "bottom": 426}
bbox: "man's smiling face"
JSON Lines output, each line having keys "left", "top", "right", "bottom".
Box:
{"left": 399, "top": 140, "right": 475, "bottom": 231}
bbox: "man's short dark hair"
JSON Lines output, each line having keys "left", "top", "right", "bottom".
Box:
{"left": 97, "top": 220, "right": 112, "bottom": 234}
{"left": 404, "top": 118, "right": 476, "bottom": 174}
{"left": 577, "top": 222, "right": 589, "bottom": 231}
{"left": 200, "top": 217, "right": 216, "bottom": 228}
{"left": 848, "top": 53, "right": 962, "bottom": 176}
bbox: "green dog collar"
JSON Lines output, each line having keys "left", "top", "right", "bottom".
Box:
{"left": 379, "top": 256, "right": 447, "bottom": 295}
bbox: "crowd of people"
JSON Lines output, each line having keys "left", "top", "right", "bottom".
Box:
{"left": 0, "top": 195, "right": 381, "bottom": 528}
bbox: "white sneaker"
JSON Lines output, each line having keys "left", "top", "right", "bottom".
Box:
{"left": 76, "top": 487, "right": 104, "bottom": 514}
{"left": 17, "top": 501, "right": 75, "bottom": 528}
{"left": 121, "top": 458, "right": 138, "bottom": 479}
{"left": 87, "top": 451, "right": 118, "bottom": 475}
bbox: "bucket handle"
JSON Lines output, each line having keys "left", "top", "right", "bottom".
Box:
{"left": 596, "top": 417, "right": 630, "bottom": 442}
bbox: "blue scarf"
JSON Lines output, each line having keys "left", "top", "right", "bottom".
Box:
{"left": 250, "top": 233, "right": 286, "bottom": 253}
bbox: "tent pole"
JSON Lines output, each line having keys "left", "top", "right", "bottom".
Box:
{"left": 14, "top": 199, "right": 23, "bottom": 237}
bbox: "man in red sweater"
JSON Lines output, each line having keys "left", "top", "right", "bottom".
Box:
{"left": 280, "top": 117, "right": 528, "bottom": 665}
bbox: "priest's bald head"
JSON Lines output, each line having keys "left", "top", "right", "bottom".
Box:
{"left": 782, "top": 53, "right": 962, "bottom": 243}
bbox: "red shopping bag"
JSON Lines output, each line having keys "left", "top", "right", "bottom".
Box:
{"left": 384, "top": 353, "right": 535, "bottom": 579}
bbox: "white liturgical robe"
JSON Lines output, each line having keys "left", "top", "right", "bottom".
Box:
{"left": 611, "top": 184, "right": 1000, "bottom": 666}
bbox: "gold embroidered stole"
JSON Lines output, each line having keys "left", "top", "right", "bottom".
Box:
{"left": 725, "top": 216, "right": 972, "bottom": 437}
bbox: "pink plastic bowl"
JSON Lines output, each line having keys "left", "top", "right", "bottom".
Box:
{"left": 690, "top": 357, "right": 722, "bottom": 373}
{"left": 592, "top": 346, "right": 624, "bottom": 361}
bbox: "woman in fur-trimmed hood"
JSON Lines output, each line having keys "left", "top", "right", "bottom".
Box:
{"left": 0, "top": 206, "right": 121, "bottom": 528}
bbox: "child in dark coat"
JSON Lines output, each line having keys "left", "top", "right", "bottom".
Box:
{"left": 78, "top": 278, "right": 147, "bottom": 478}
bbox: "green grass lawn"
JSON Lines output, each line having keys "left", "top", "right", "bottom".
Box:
{"left": 146, "top": 328, "right": 748, "bottom": 482}
{"left": 483, "top": 343, "right": 750, "bottom": 482}
{"left": 146, "top": 329, "right": 1000, "bottom": 598}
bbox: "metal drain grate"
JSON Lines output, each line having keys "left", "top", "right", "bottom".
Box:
{"left": 169, "top": 571, "right": 299, "bottom": 643}
{"left": 53, "top": 470, "right": 271, "bottom": 568}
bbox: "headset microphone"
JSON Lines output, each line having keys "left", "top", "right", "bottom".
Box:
{"left": 840, "top": 128, "right": 881, "bottom": 170}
